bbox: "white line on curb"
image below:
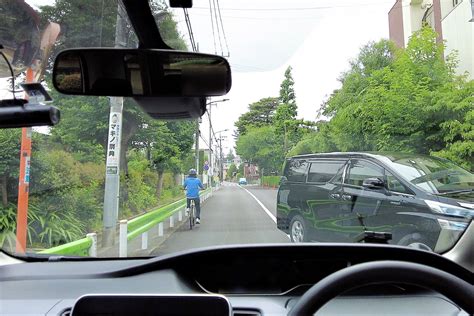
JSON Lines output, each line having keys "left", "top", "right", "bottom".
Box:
{"left": 239, "top": 185, "right": 276, "bottom": 223}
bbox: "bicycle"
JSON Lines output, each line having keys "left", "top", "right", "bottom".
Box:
{"left": 188, "top": 198, "right": 196, "bottom": 230}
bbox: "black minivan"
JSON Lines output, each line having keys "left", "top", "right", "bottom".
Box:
{"left": 277, "top": 152, "right": 473, "bottom": 252}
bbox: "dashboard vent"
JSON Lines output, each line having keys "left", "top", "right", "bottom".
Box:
{"left": 59, "top": 308, "right": 71, "bottom": 316}
{"left": 232, "top": 309, "right": 261, "bottom": 316}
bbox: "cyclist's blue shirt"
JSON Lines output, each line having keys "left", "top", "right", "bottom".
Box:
{"left": 183, "top": 177, "right": 203, "bottom": 198}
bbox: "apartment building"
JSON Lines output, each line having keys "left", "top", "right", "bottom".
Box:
{"left": 389, "top": 0, "right": 474, "bottom": 79}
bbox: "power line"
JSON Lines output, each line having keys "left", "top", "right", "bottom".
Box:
{"left": 189, "top": 13, "right": 327, "bottom": 21}
{"left": 191, "top": 2, "right": 393, "bottom": 11}
{"left": 208, "top": 0, "right": 217, "bottom": 54}
{"left": 183, "top": 8, "right": 197, "bottom": 51}
{"left": 212, "top": 0, "right": 224, "bottom": 55}
{"left": 216, "top": 0, "right": 230, "bottom": 57}
{"left": 206, "top": 111, "right": 220, "bottom": 144}
{"left": 231, "top": 63, "right": 267, "bottom": 71}
{"left": 200, "top": 133, "right": 210, "bottom": 148}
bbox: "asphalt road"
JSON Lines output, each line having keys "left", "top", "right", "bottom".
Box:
{"left": 151, "top": 183, "right": 289, "bottom": 256}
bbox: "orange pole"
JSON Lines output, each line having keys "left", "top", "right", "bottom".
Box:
{"left": 15, "top": 68, "right": 34, "bottom": 254}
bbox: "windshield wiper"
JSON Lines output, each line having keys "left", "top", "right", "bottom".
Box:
{"left": 436, "top": 189, "right": 474, "bottom": 196}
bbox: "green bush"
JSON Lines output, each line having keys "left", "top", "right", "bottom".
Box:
{"left": 126, "top": 156, "right": 158, "bottom": 216}
{"left": 262, "top": 176, "right": 280, "bottom": 187}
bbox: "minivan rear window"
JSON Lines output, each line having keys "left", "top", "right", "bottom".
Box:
{"left": 285, "top": 159, "right": 308, "bottom": 182}
{"left": 307, "top": 161, "right": 346, "bottom": 183}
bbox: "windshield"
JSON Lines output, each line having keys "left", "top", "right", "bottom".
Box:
{"left": 1, "top": 0, "right": 473, "bottom": 259}
{"left": 382, "top": 156, "right": 474, "bottom": 194}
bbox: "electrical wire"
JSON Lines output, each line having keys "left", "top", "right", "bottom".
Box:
{"left": 208, "top": 0, "right": 217, "bottom": 54}
{"left": 183, "top": 8, "right": 197, "bottom": 51}
{"left": 231, "top": 63, "right": 267, "bottom": 71}
{"left": 212, "top": 0, "right": 224, "bottom": 55}
{"left": 191, "top": 2, "right": 394, "bottom": 11}
{"left": 200, "top": 133, "right": 210, "bottom": 148}
{"left": 216, "top": 0, "right": 230, "bottom": 57}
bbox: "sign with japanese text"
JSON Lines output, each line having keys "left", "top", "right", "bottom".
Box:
{"left": 106, "top": 112, "right": 121, "bottom": 171}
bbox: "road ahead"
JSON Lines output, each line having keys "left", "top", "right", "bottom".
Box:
{"left": 151, "top": 183, "right": 289, "bottom": 256}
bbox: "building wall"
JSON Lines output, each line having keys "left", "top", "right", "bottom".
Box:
{"left": 440, "top": 0, "right": 456, "bottom": 18}
{"left": 432, "top": 0, "right": 444, "bottom": 44}
{"left": 389, "top": 0, "right": 405, "bottom": 47}
{"left": 442, "top": 0, "right": 474, "bottom": 79}
{"left": 406, "top": 1, "right": 427, "bottom": 44}
{"left": 388, "top": 0, "right": 473, "bottom": 79}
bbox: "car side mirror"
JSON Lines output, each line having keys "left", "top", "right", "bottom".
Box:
{"left": 280, "top": 176, "right": 288, "bottom": 184}
{"left": 362, "top": 177, "right": 385, "bottom": 190}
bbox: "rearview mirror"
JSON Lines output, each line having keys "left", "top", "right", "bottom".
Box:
{"left": 362, "top": 177, "right": 385, "bottom": 190}
{"left": 53, "top": 49, "right": 231, "bottom": 97}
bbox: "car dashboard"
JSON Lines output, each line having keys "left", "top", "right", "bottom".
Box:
{"left": 0, "top": 244, "right": 471, "bottom": 315}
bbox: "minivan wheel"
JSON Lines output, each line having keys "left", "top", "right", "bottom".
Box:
{"left": 398, "top": 233, "right": 433, "bottom": 252}
{"left": 290, "top": 215, "right": 307, "bottom": 243}
{"left": 406, "top": 242, "right": 433, "bottom": 252}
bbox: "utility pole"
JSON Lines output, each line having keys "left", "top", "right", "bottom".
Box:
{"left": 103, "top": 2, "right": 126, "bottom": 247}
{"left": 214, "top": 129, "right": 228, "bottom": 183}
{"left": 195, "top": 119, "right": 200, "bottom": 175}
{"left": 219, "top": 136, "right": 223, "bottom": 182}
{"left": 206, "top": 98, "right": 228, "bottom": 187}
{"left": 208, "top": 101, "right": 212, "bottom": 187}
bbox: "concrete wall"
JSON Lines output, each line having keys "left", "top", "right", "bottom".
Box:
{"left": 442, "top": 0, "right": 474, "bottom": 79}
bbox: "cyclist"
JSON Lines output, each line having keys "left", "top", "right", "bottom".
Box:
{"left": 183, "top": 168, "right": 204, "bottom": 224}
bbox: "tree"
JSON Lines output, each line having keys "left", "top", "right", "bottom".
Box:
{"left": 322, "top": 39, "right": 396, "bottom": 117}
{"left": 0, "top": 129, "right": 21, "bottom": 207}
{"left": 279, "top": 66, "right": 297, "bottom": 109}
{"left": 288, "top": 121, "right": 337, "bottom": 156}
{"left": 295, "top": 27, "right": 473, "bottom": 170}
{"left": 236, "top": 126, "right": 285, "bottom": 175}
{"left": 274, "top": 66, "right": 303, "bottom": 153}
{"left": 225, "top": 149, "right": 235, "bottom": 161}
{"left": 430, "top": 79, "right": 474, "bottom": 170}
{"left": 235, "top": 97, "right": 279, "bottom": 136}
{"left": 135, "top": 120, "right": 194, "bottom": 198}
{"left": 226, "top": 163, "right": 237, "bottom": 180}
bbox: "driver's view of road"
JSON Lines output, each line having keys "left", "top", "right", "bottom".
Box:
{"left": 1, "top": 0, "right": 473, "bottom": 315}
{"left": 153, "top": 184, "right": 288, "bottom": 256}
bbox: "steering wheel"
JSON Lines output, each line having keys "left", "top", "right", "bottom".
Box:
{"left": 288, "top": 261, "right": 473, "bottom": 316}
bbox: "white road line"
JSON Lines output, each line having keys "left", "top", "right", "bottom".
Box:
{"left": 239, "top": 185, "right": 276, "bottom": 223}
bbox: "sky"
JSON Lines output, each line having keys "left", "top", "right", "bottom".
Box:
{"left": 18, "top": 0, "right": 395, "bottom": 155}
